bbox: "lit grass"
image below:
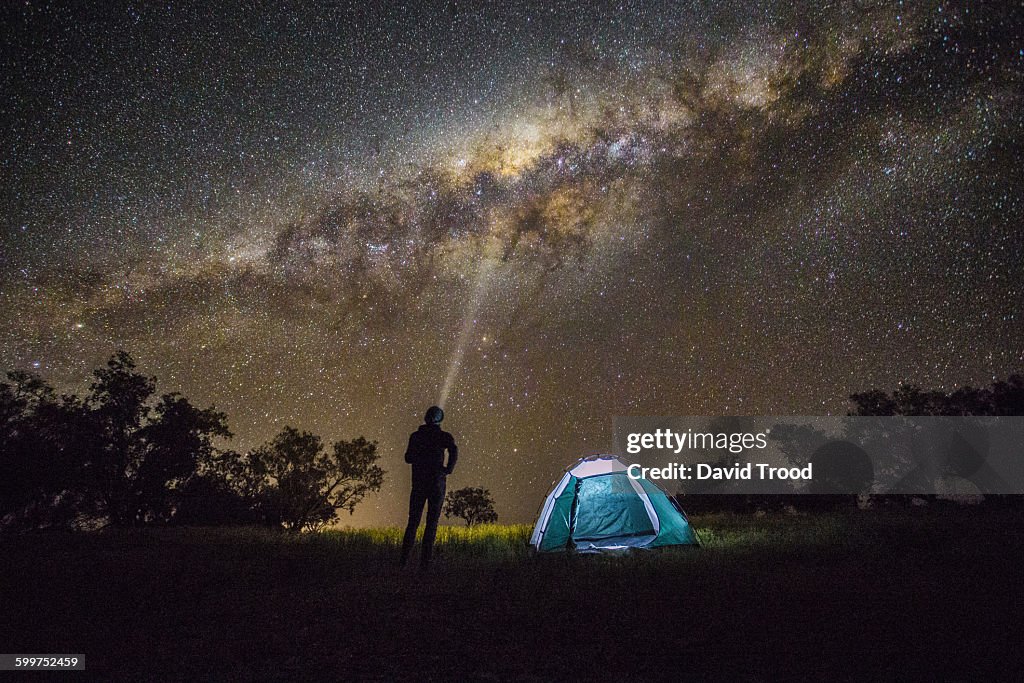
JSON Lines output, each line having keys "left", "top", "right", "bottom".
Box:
{"left": 67, "top": 507, "right": 1016, "bottom": 569}
{"left": 97, "top": 515, "right": 872, "bottom": 559}
{"left": 318, "top": 523, "right": 533, "bottom": 559}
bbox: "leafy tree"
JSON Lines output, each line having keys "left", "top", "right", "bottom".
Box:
{"left": 77, "top": 352, "right": 231, "bottom": 526}
{"left": 842, "top": 374, "right": 1024, "bottom": 506}
{"left": 444, "top": 487, "right": 498, "bottom": 526}
{"left": 172, "top": 449, "right": 264, "bottom": 527}
{"left": 1, "top": 351, "right": 385, "bottom": 532}
{"left": 0, "top": 370, "right": 80, "bottom": 529}
{"left": 0, "top": 351, "right": 232, "bottom": 531}
{"left": 131, "top": 393, "right": 231, "bottom": 523}
{"left": 243, "top": 427, "right": 385, "bottom": 532}
{"left": 849, "top": 374, "right": 1024, "bottom": 416}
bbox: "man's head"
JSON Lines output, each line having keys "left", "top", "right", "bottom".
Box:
{"left": 424, "top": 405, "right": 444, "bottom": 425}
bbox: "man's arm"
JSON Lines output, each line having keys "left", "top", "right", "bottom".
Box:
{"left": 404, "top": 433, "right": 417, "bottom": 464}
{"left": 444, "top": 436, "right": 458, "bottom": 474}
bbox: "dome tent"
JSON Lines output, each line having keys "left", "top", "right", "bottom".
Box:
{"left": 530, "top": 454, "right": 699, "bottom": 552}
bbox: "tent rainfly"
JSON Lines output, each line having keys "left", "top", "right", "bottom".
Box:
{"left": 529, "top": 454, "right": 699, "bottom": 552}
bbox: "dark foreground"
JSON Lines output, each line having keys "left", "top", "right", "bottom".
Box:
{"left": 2, "top": 509, "right": 1022, "bottom": 681}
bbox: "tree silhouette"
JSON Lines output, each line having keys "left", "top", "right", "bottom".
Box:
{"left": 0, "top": 370, "right": 81, "bottom": 529}
{"left": 843, "top": 373, "right": 1024, "bottom": 504}
{"left": 444, "top": 487, "right": 498, "bottom": 526}
{"left": 75, "top": 352, "right": 231, "bottom": 526}
{"left": 1, "top": 352, "right": 230, "bottom": 530}
{"left": 172, "top": 457, "right": 263, "bottom": 527}
{"left": 131, "top": 392, "right": 232, "bottom": 523}
{"left": 241, "top": 427, "right": 385, "bottom": 532}
{"left": 1, "top": 351, "right": 388, "bottom": 532}
{"left": 850, "top": 374, "right": 1024, "bottom": 416}
{"left": 0, "top": 352, "right": 394, "bottom": 532}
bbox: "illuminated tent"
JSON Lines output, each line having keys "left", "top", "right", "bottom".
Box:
{"left": 529, "top": 454, "right": 699, "bottom": 552}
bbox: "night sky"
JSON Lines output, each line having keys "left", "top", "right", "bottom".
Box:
{"left": 2, "top": 1, "right": 1022, "bottom": 524}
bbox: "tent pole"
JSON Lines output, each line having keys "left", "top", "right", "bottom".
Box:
{"left": 565, "top": 479, "right": 582, "bottom": 552}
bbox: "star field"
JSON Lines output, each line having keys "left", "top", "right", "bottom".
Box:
{"left": 1, "top": 0, "right": 1022, "bottom": 524}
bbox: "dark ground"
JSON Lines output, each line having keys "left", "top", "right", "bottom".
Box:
{"left": 2, "top": 509, "right": 1022, "bottom": 681}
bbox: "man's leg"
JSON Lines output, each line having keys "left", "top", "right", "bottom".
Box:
{"left": 400, "top": 487, "right": 427, "bottom": 567}
{"left": 420, "top": 479, "right": 446, "bottom": 568}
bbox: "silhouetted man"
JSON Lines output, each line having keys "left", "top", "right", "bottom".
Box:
{"left": 400, "top": 405, "right": 458, "bottom": 569}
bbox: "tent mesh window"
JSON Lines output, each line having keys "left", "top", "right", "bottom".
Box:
{"left": 572, "top": 473, "right": 655, "bottom": 542}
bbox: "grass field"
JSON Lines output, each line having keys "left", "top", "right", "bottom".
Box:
{"left": 2, "top": 509, "right": 1022, "bottom": 681}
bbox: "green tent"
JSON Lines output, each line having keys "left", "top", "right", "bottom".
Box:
{"left": 530, "top": 454, "right": 699, "bottom": 552}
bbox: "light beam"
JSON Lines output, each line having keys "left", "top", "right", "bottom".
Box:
{"left": 438, "top": 255, "right": 497, "bottom": 408}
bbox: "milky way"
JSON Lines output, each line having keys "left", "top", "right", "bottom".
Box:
{"left": 2, "top": 1, "right": 1022, "bottom": 524}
